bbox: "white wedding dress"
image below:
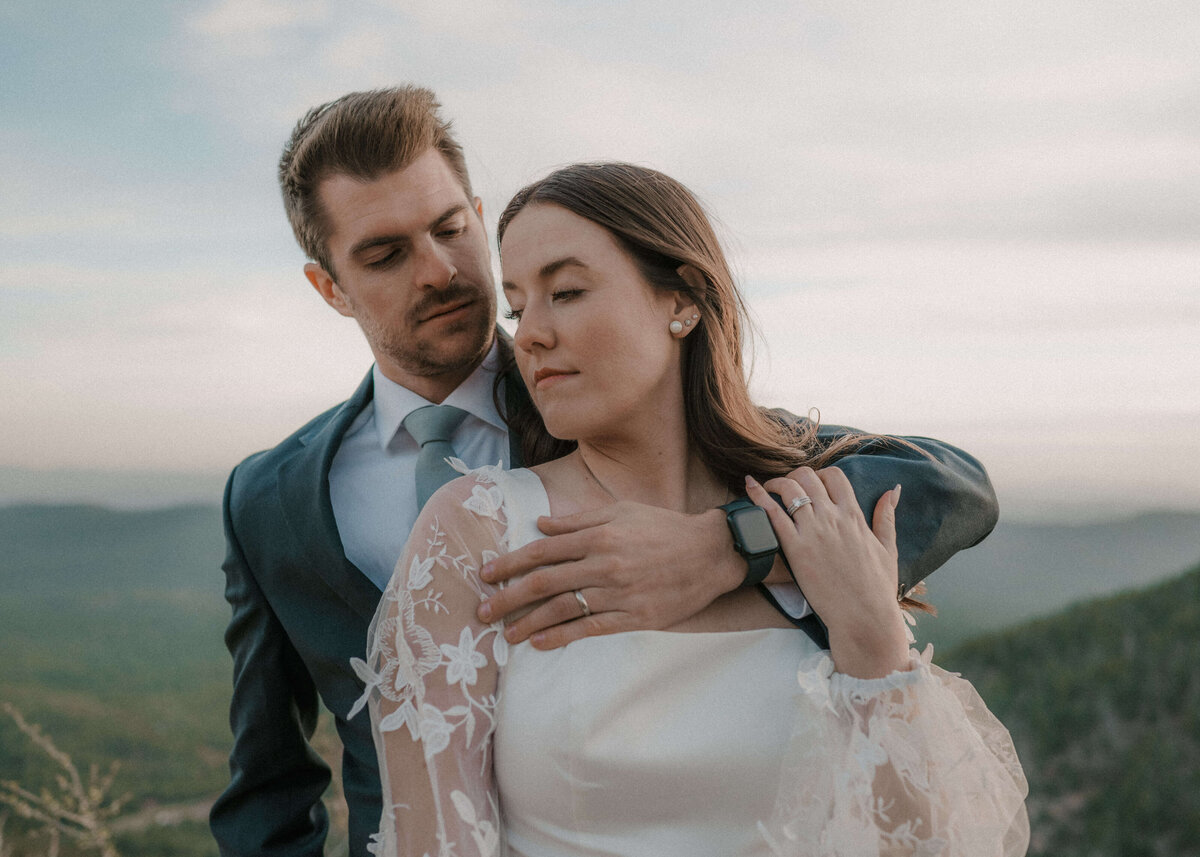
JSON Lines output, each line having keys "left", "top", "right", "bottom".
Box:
{"left": 352, "top": 465, "right": 1029, "bottom": 857}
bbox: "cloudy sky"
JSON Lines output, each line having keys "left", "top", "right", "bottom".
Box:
{"left": 3, "top": 0, "right": 1197, "bottom": 520}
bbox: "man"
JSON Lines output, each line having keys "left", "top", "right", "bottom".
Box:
{"left": 211, "top": 86, "right": 998, "bottom": 856}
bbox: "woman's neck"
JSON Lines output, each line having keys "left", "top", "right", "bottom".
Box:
{"left": 570, "top": 419, "right": 728, "bottom": 514}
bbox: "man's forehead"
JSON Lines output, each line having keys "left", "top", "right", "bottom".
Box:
{"left": 320, "top": 151, "right": 470, "bottom": 244}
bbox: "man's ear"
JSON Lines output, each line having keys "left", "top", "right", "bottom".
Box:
{"left": 305, "top": 263, "right": 354, "bottom": 318}
{"left": 473, "top": 196, "right": 484, "bottom": 220}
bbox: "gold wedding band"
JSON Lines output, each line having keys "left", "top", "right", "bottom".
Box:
{"left": 785, "top": 495, "right": 812, "bottom": 517}
{"left": 574, "top": 589, "right": 592, "bottom": 617}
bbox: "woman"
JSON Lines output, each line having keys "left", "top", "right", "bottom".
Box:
{"left": 353, "top": 163, "right": 1029, "bottom": 856}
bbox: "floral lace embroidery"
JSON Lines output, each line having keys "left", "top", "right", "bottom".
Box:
{"left": 352, "top": 466, "right": 511, "bottom": 857}
{"left": 761, "top": 647, "right": 1029, "bottom": 856}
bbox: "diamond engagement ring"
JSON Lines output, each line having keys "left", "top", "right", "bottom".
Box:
{"left": 574, "top": 589, "right": 592, "bottom": 617}
{"left": 785, "top": 496, "right": 812, "bottom": 517}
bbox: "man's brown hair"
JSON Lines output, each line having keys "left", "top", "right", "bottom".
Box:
{"left": 278, "top": 85, "right": 472, "bottom": 276}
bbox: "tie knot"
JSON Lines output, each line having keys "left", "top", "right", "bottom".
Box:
{"left": 403, "top": 405, "right": 469, "bottom": 447}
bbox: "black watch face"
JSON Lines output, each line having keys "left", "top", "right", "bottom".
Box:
{"left": 732, "top": 507, "right": 778, "bottom": 555}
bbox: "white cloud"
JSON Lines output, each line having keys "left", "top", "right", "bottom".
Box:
{"left": 744, "top": 239, "right": 1200, "bottom": 516}
{"left": 0, "top": 262, "right": 373, "bottom": 470}
{"left": 188, "top": 0, "right": 330, "bottom": 44}
{"left": 4, "top": 0, "right": 1199, "bottom": 513}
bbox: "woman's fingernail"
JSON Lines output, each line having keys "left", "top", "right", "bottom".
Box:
{"left": 892, "top": 484, "right": 902, "bottom": 504}
{"left": 478, "top": 602, "right": 493, "bottom": 621}
{"left": 745, "top": 475, "right": 760, "bottom": 488}
{"left": 480, "top": 562, "right": 495, "bottom": 582}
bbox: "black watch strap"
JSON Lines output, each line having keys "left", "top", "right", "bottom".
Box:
{"left": 719, "top": 497, "right": 778, "bottom": 587}
{"left": 741, "top": 549, "right": 775, "bottom": 587}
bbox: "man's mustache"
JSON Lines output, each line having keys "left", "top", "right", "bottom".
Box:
{"left": 409, "top": 283, "right": 484, "bottom": 324}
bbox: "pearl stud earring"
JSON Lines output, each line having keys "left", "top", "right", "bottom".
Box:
{"left": 669, "top": 320, "right": 684, "bottom": 334}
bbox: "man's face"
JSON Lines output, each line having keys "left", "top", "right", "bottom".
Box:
{"left": 306, "top": 148, "right": 497, "bottom": 401}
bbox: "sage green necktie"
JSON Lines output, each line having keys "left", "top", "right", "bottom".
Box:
{"left": 404, "top": 404, "right": 469, "bottom": 510}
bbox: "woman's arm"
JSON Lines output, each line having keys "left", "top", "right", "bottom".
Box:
{"left": 350, "top": 473, "right": 510, "bottom": 857}
{"left": 747, "top": 471, "right": 1029, "bottom": 855}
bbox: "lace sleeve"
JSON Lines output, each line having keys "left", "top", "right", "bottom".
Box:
{"left": 760, "top": 645, "right": 1030, "bottom": 857}
{"left": 350, "top": 467, "right": 512, "bottom": 857}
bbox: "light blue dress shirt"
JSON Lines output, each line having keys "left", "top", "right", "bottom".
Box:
{"left": 329, "top": 343, "right": 510, "bottom": 591}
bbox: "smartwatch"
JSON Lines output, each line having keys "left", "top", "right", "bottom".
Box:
{"left": 719, "top": 497, "right": 779, "bottom": 587}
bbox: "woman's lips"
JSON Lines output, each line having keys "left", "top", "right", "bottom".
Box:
{"left": 533, "top": 368, "right": 576, "bottom": 389}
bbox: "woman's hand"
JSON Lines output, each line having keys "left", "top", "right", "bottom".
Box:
{"left": 746, "top": 467, "right": 911, "bottom": 679}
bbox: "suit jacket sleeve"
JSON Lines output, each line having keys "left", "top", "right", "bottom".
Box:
{"left": 209, "top": 465, "right": 332, "bottom": 856}
{"left": 799, "top": 416, "right": 999, "bottom": 592}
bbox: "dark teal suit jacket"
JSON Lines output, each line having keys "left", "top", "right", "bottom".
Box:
{"left": 210, "top": 360, "right": 998, "bottom": 856}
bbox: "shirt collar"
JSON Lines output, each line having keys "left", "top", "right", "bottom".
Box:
{"left": 371, "top": 339, "right": 507, "bottom": 450}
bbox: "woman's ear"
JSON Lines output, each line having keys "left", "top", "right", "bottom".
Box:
{"left": 675, "top": 263, "right": 706, "bottom": 295}
{"left": 669, "top": 264, "right": 705, "bottom": 336}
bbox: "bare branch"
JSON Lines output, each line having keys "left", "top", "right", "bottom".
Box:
{"left": 0, "top": 703, "right": 129, "bottom": 856}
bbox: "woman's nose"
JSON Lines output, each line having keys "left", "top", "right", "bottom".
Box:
{"left": 513, "top": 302, "right": 554, "bottom": 352}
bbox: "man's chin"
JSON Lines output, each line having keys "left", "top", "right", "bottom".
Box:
{"left": 390, "top": 326, "right": 494, "bottom": 377}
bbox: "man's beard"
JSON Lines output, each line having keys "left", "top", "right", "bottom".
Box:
{"left": 362, "top": 283, "right": 495, "bottom": 378}
{"left": 377, "top": 319, "right": 493, "bottom": 377}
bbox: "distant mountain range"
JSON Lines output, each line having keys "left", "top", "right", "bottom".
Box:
{"left": 2, "top": 501, "right": 1195, "bottom": 649}
{"left": 0, "top": 503, "right": 225, "bottom": 597}
{"left": 1, "top": 502, "right": 1197, "bottom": 854}
{"left": 0, "top": 466, "right": 230, "bottom": 510}
{"left": 916, "top": 510, "right": 1200, "bottom": 649}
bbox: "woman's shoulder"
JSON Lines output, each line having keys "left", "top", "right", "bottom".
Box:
{"left": 418, "top": 461, "right": 547, "bottom": 534}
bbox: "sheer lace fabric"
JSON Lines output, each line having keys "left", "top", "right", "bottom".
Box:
{"left": 352, "top": 464, "right": 1029, "bottom": 857}
{"left": 351, "top": 463, "right": 512, "bottom": 857}
{"left": 758, "top": 649, "right": 1030, "bottom": 856}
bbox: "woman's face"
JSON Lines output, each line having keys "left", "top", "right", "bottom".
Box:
{"left": 500, "top": 203, "right": 689, "bottom": 442}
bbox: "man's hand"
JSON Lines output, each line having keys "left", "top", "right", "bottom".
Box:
{"left": 476, "top": 502, "right": 744, "bottom": 649}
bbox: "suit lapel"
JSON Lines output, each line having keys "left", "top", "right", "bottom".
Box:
{"left": 276, "top": 371, "right": 383, "bottom": 622}
{"left": 274, "top": 335, "right": 532, "bottom": 621}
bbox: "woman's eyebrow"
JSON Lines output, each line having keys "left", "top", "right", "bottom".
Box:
{"left": 502, "top": 256, "right": 588, "bottom": 291}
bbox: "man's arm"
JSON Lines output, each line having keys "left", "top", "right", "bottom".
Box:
{"left": 814, "top": 425, "right": 998, "bottom": 595}
{"left": 476, "top": 428, "right": 997, "bottom": 649}
{"left": 209, "top": 469, "right": 332, "bottom": 857}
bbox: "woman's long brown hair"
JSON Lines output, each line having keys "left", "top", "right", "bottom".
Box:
{"left": 496, "top": 162, "right": 881, "bottom": 489}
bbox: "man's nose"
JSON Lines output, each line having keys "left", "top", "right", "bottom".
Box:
{"left": 413, "top": 240, "right": 456, "bottom": 289}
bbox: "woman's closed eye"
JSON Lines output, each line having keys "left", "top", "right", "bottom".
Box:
{"left": 551, "top": 288, "right": 585, "bottom": 304}
{"left": 503, "top": 288, "right": 585, "bottom": 321}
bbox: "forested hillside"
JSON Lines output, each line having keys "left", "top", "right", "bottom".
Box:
{"left": 942, "top": 562, "right": 1200, "bottom": 856}
{"left": 0, "top": 504, "right": 231, "bottom": 855}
